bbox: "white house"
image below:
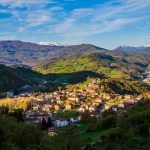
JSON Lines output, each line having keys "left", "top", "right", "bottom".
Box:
{"left": 112, "top": 107, "right": 118, "bottom": 112}
{"left": 70, "top": 116, "right": 81, "bottom": 123}
{"left": 54, "top": 118, "right": 69, "bottom": 127}
{"left": 118, "top": 103, "right": 125, "bottom": 108}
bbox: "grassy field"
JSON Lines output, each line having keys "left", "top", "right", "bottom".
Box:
{"left": 76, "top": 123, "right": 88, "bottom": 132}
{"left": 106, "top": 70, "right": 125, "bottom": 78}
{"left": 36, "top": 56, "right": 95, "bottom": 74}
{"left": 78, "top": 127, "right": 112, "bottom": 144}
{"left": 35, "top": 55, "right": 127, "bottom": 84}
{"left": 75, "top": 123, "right": 111, "bottom": 144}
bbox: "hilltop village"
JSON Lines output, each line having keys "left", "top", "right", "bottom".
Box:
{"left": 0, "top": 79, "right": 145, "bottom": 130}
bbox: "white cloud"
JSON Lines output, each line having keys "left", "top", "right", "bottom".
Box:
{"left": 50, "top": 0, "right": 150, "bottom": 38}
{"left": 0, "top": 0, "right": 150, "bottom": 44}
{"left": 0, "top": 0, "right": 55, "bottom": 8}
{"left": 0, "top": 32, "right": 11, "bottom": 35}
{"left": 55, "top": 17, "right": 143, "bottom": 38}
{"left": 0, "top": 1, "right": 64, "bottom": 32}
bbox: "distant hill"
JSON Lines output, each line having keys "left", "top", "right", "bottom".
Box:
{"left": 1, "top": 41, "right": 150, "bottom": 92}
{"left": 114, "top": 46, "right": 145, "bottom": 52}
{"left": 0, "top": 65, "right": 27, "bottom": 93}
{"left": 1, "top": 50, "right": 150, "bottom": 93}
{"left": 139, "top": 47, "right": 150, "bottom": 55}
{"left": 36, "top": 50, "right": 150, "bottom": 83}
{"left": 0, "top": 40, "right": 106, "bottom": 67}
{"left": 0, "top": 64, "right": 49, "bottom": 93}
{"left": 115, "top": 45, "right": 150, "bottom": 55}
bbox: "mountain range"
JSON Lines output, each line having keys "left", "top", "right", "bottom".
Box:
{"left": 115, "top": 45, "right": 150, "bottom": 54}
{"left": 0, "top": 40, "right": 150, "bottom": 93}
{"left": 38, "top": 41, "right": 66, "bottom": 46}
{"left": 1, "top": 40, "right": 150, "bottom": 68}
{"left": 0, "top": 40, "right": 106, "bottom": 67}
{"left": 36, "top": 50, "right": 150, "bottom": 82}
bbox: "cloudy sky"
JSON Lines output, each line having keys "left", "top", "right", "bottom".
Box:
{"left": 0, "top": 0, "right": 150, "bottom": 49}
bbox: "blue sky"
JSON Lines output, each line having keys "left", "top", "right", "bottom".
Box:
{"left": 0, "top": 0, "right": 150, "bottom": 49}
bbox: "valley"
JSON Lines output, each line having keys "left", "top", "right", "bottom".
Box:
{"left": 0, "top": 41, "right": 150, "bottom": 150}
{"left": 1, "top": 0, "right": 150, "bottom": 149}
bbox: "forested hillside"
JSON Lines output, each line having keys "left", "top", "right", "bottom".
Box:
{"left": 0, "top": 65, "right": 27, "bottom": 93}
{"left": 36, "top": 51, "right": 150, "bottom": 83}
{"left": 0, "top": 64, "right": 50, "bottom": 93}
{"left": 0, "top": 99, "right": 149, "bottom": 150}
{"left": 0, "top": 41, "right": 105, "bottom": 67}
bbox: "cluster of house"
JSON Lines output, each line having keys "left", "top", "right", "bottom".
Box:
{"left": 25, "top": 109, "right": 81, "bottom": 134}
{"left": 0, "top": 84, "right": 32, "bottom": 98}
{"left": 0, "top": 90, "right": 14, "bottom": 98}
{"left": 0, "top": 79, "right": 145, "bottom": 136}
{"left": 23, "top": 79, "right": 144, "bottom": 128}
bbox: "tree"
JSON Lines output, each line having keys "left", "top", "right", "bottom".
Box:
{"left": 1, "top": 107, "right": 9, "bottom": 114}
{"left": 41, "top": 118, "right": 47, "bottom": 130}
{"left": 81, "top": 112, "right": 96, "bottom": 123}
{"left": 98, "top": 115, "right": 117, "bottom": 130}
{"left": 50, "top": 125, "right": 83, "bottom": 150}
{"left": 0, "top": 127, "right": 4, "bottom": 149}
{"left": 47, "top": 117, "right": 53, "bottom": 128}
{"left": 12, "top": 108, "right": 24, "bottom": 122}
{"left": 15, "top": 124, "right": 43, "bottom": 149}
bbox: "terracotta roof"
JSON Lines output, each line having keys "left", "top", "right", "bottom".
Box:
{"left": 56, "top": 118, "right": 66, "bottom": 121}
{"left": 48, "top": 127, "right": 58, "bottom": 132}
{"left": 34, "top": 114, "right": 49, "bottom": 118}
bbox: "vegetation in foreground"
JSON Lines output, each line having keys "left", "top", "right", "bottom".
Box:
{"left": 0, "top": 99, "right": 150, "bottom": 150}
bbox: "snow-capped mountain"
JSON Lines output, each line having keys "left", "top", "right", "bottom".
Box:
{"left": 114, "top": 46, "right": 145, "bottom": 52}
{"left": 38, "top": 41, "right": 65, "bottom": 46}
{"left": 114, "top": 45, "right": 150, "bottom": 55}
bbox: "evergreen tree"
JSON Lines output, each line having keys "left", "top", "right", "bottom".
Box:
{"left": 47, "top": 117, "right": 53, "bottom": 128}
{"left": 41, "top": 118, "right": 47, "bottom": 130}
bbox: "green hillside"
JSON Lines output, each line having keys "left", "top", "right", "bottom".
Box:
{"left": 0, "top": 65, "right": 26, "bottom": 93}
{"left": 0, "top": 99, "right": 149, "bottom": 150}
{"left": 0, "top": 64, "right": 49, "bottom": 93}
{"left": 35, "top": 54, "right": 125, "bottom": 82}
{"left": 36, "top": 51, "right": 150, "bottom": 83}
{"left": 1, "top": 50, "right": 150, "bottom": 93}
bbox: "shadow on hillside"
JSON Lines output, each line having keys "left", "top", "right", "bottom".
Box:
{"left": 16, "top": 67, "right": 104, "bottom": 92}
{"left": 45, "top": 70, "right": 104, "bottom": 84}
